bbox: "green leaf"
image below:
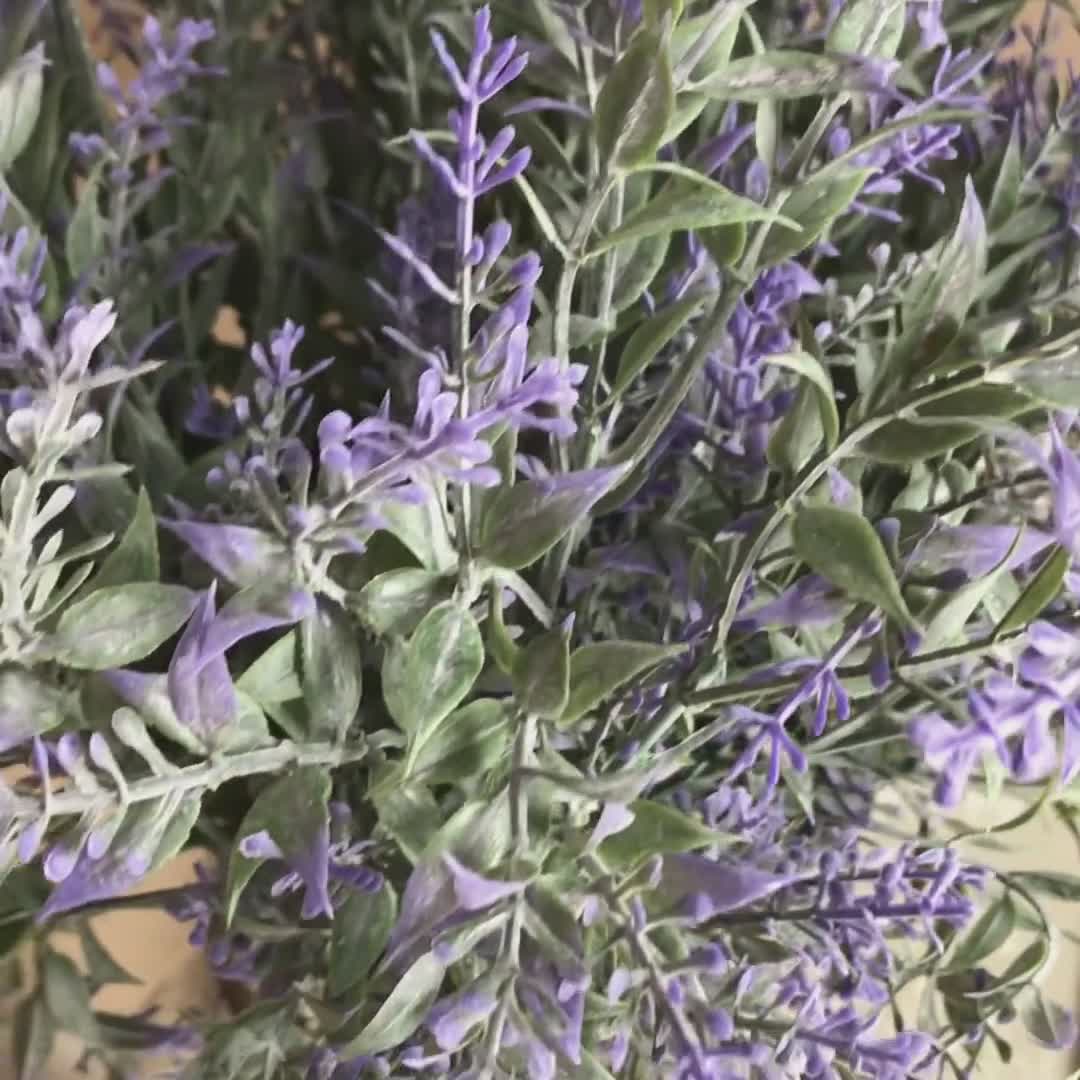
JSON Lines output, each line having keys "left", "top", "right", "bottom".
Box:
{"left": 760, "top": 165, "right": 874, "bottom": 265}
{"left": 384, "top": 600, "right": 483, "bottom": 738}
{"left": 690, "top": 51, "right": 879, "bottom": 101}
{"left": 300, "top": 598, "right": 362, "bottom": 741}
{"left": 51, "top": 583, "right": 196, "bottom": 669}
{"left": 700, "top": 220, "right": 747, "bottom": 267}
{"left": 14, "top": 997, "right": 54, "bottom": 1080}
{"left": 78, "top": 921, "right": 141, "bottom": 993}
{"left": 1020, "top": 988, "right": 1077, "bottom": 1049}
{"left": 611, "top": 294, "right": 705, "bottom": 400}
{"left": 236, "top": 632, "right": 302, "bottom": 710}
{"left": 561, "top": 641, "right": 685, "bottom": 726}
{"left": 1010, "top": 871, "right": 1080, "bottom": 902}
{"left": 994, "top": 546, "right": 1069, "bottom": 638}
{"left": 224, "top": 767, "right": 331, "bottom": 925}
{"left": 826, "top": 0, "right": 906, "bottom": 58}
{"left": 612, "top": 231, "right": 671, "bottom": 311}
{"left": 972, "top": 937, "right": 1051, "bottom": 998}
{"left": 476, "top": 468, "right": 624, "bottom": 570}
{"left": 355, "top": 568, "right": 452, "bottom": 637}
{"left": 892, "top": 178, "right": 987, "bottom": 385}
{"left": 860, "top": 385, "right": 1034, "bottom": 463}
{"left": 42, "top": 949, "right": 99, "bottom": 1045}
{"left": 371, "top": 775, "right": 443, "bottom": 864}
{"left": 0, "top": 667, "right": 70, "bottom": 747}
{"left": 524, "top": 879, "right": 585, "bottom": 976}
{"left": 920, "top": 526, "right": 1024, "bottom": 651}
{"left": 762, "top": 350, "right": 839, "bottom": 450}
{"left": 65, "top": 163, "right": 106, "bottom": 278}
{"left": 328, "top": 882, "right": 397, "bottom": 998}
{"left": 335, "top": 951, "right": 445, "bottom": 1056}
{"left": 407, "top": 699, "right": 512, "bottom": 786}
{"left": 989, "top": 117, "right": 1024, "bottom": 232}
{"left": 670, "top": 7, "right": 744, "bottom": 83}
{"left": 594, "top": 26, "right": 674, "bottom": 170}
{"left": 643, "top": 0, "right": 684, "bottom": 24}
{"left": 0, "top": 44, "right": 44, "bottom": 170}
{"left": 599, "top": 800, "right": 721, "bottom": 867}
{"left": 512, "top": 622, "right": 572, "bottom": 719}
{"left": 943, "top": 894, "right": 1017, "bottom": 973}
{"left": 768, "top": 381, "right": 821, "bottom": 474}
{"left": 792, "top": 507, "right": 916, "bottom": 629}
{"left": 426, "top": 791, "right": 512, "bottom": 869}
{"left": 380, "top": 497, "right": 457, "bottom": 573}
{"left": 987, "top": 342, "right": 1080, "bottom": 409}
{"left": 85, "top": 488, "right": 159, "bottom": 590}
{"left": 589, "top": 176, "right": 793, "bottom": 256}
{"left": 487, "top": 587, "right": 521, "bottom": 675}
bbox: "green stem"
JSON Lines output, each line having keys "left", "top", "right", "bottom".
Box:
{"left": 687, "top": 627, "right": 1024, "bottom": 709}
{"left": 586, "top": 853, "right": 709, "bottom": 1078}
{"left": 477, "top": 712, "right": 537, "bottom": 1079}
{"left": 17, "top": 739, "right": 367, "bottom": 821}
{"left": 708, "top": 366, "right": 995, "bottom": 658}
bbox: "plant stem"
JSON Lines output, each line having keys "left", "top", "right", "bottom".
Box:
{"left": 708, "top": 366, "right": 995, "bottom": 659}
{"left": 455, "top": 91, "right": 481, "bottom": 556}
{"left": 686, "top": 627, "right": 1024, "bottom": 709}
{"left": 587, "top": 853, "right": 711, "bottom": 1080}
{"left": 477, "top": 712, "right": 537, "bottom": 1078}
{"left": 16, "top": 739, "right": 367, "bottom": 821}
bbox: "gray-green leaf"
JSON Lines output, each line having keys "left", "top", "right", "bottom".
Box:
{"left": 0, "top": 667, "right": 69, "bottom": 751}
{"left": 51, "top": 584, "right": 196, "bottom": 670}
{"left": 84, "top": 488, "right": 159, "bottom": 590}
{"left": 476, "top": 468, "right": 624, "bottom": 570}
{"left": 407, "top": 699, "right": 512, "bottom": 786}
{"left": 335, "top": 950, "right": 446, "bottom": 1056}
{"left": 0, "top": 45, "right": 44, "bottom": 170}
{"left": 690, "top": 51, "right": 881, "bottom": 101}
{"left": 792, "top": 507, "right": 916, "bottom": 629}
{"left": 611, "top": 294, "right": 705, "bottom": 400}
{"left": 594, "top": 26, "right": 674, "bottom": 170}
{"left": 329, "top": 882, "right": 397, "bottom": 998}
{"left": 827, "top": 0, "right": 906, "bottom": 59}
{"left": 761, "top": 165, "right": 874, "bottom": 265}
{"left": 355, "top": 569, "right": 453, "bottom": 637}
{"left": 599, "top": 800, "right": 722, "bottom": 868}
{"left": 65, "top": 163, "right": 106, "bottom": 278}
{"left": 301, "top": 598, "right": 362, "bottom": 741}
{"left": 384, "top": 601, "right": 483, "bottom": 737}
{"left": 762, "top": 349, "right": 839, "bottom": 449}
{"left": 561, "top": 641, "right": 685, "bottom": 726}
{"left": 512, "top": 622, "right": 572, "bottom": 720}
{"left": 590, "top": 176, "right": 793, "bottom": 256}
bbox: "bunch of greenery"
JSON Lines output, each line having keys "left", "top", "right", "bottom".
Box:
{"left": 2, "top": 0, "right": 1080, "bottom": 1076}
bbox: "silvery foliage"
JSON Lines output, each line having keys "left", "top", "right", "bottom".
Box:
{"left": 0, "top": 0, "right": 1080, "bottom": 1076}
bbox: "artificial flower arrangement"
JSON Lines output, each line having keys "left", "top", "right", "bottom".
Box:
{"left": 1, "top": 0, "right": 1080, "bottom": 1076}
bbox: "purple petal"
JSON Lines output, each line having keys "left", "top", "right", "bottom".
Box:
{"left": 161, "top": 520, "right": 292, "bottom": 588}
{"left": 441, "top": 854, "right": 525, "bottom": 911}
{"left": 661, "top": 854, "right": 797, "bottom": 916}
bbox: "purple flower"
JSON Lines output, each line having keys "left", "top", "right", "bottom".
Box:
{"left": 441, "top": 853, "right": 525, "bottom": 911}
{"left": 106, "top": 584, "right": 312, "bottom": 751}
{"left": 425, "top": 984, "right": 499, "bottom": 1050}
{"left": 84, "top": 15, "right": 220, "bottom": 156}
{"left": 39, "top": 792, "right": 198, "bottom": 920}
{"left": 162, "top": 520, "right": 293, "bottom": 588}
{"left": 659, "top": 853, "right": 798, "bottom": 918}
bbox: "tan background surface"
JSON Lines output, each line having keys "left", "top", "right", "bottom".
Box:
{"left": 3, "top": 1, "right": 1080, "bottom": 1077}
